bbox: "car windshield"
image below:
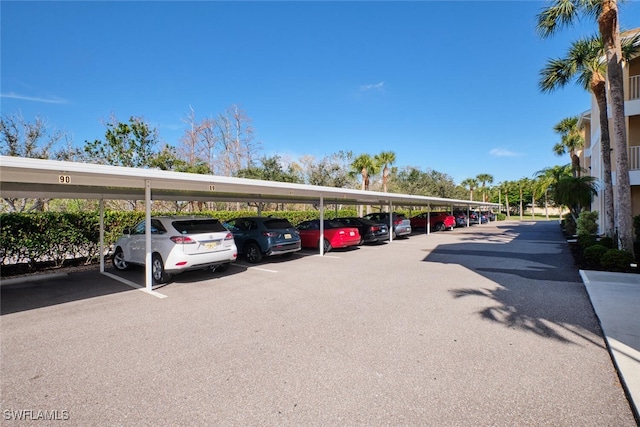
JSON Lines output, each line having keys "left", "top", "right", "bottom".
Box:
{"left": 172, "top": 219, "right": 226, "bottom": 234}
{"left": 264, "top": 219, "right": 294, "bottom": 229}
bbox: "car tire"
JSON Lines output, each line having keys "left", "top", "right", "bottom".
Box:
{"left": 322, "top": 239, "right": 332, "bottom": 253}
{"left": 435, "top": 222, "right": 445, "bottom": 232}
{"left": 112, "top": 248, "right": 129, "bottom": 271}
{"left": 245, "top": 242, "right": 263, "bottom": 264}
{"left": 152, "top": 253, "right": 170, "bottom": 284}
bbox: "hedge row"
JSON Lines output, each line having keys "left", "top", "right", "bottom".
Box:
{"left": 1, "top": 208, "right": 380, "bottom": 271}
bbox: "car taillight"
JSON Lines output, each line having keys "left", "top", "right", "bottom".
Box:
{"left": 262, "top": 231, "right": 278, "bottom": 237}
{"left": 371, "top": 226, "right": 380, "bottom": 232}
{"left": 170, "top": 236, "right": 196, "bottom": 244}
{"left": 224, "top": 232, "right": 234, "bottom": 240}
{"left": 338, "top": 230, "right": 346, "bottom": 235}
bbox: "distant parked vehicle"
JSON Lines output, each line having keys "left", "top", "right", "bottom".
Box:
{"left": 469, "top": 211, "right": 488, "bottom": 224}
{"left": 296, "top": 220, "right": 361, "bottom": 252}
{"left": 452, "top": 210, "right": 469, "bottom": 227}
{"left": 112, "top": 216, "right": 237, "bottom": 284}
{"left": 410, "top": 212, "right": 455, "bottom": 231}
{"left": 333, "top": 217, "right": 390, "bottom": 244}
{"left": 224, "top": 216, "right": 301, "bottom": 263}
{"left": 362, "top": 212, "right": 412, "bottom": 239}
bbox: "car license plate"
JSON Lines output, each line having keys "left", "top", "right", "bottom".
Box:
{"left": 204, "top": 241, "right": 219, "bottom": 249}
{"left": 284, "top": 233, "right": 292, "bottom": 239}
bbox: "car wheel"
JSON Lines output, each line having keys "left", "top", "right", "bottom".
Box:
{"left": 112, "top": 248, "right": 129, "bottom": 271}
{"left": 392, "top": 230, "right": 397, "bottom": 239}
{"left": 245, "top": 242, "right": 263, "bottom": 264}
{"left": 152, "top": 253, "right": 170, "bottom": 284}
{"left": 435, "top": 222, "right": 445, "bottom": 232}
{"left": 322, "top": 239, "right": 332, "bottom": 253}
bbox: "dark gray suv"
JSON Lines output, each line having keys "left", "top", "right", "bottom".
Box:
{"left": 224, "top": 216, "right": 301, "bottom": 263}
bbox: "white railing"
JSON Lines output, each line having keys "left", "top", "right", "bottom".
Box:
{"left": 631, "top": 75, "right": 640, "bottom": 100}
{"left": 630, "top": 146, "right": 640, "bottom": 170}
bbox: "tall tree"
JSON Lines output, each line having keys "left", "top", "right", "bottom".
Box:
{"left": 375, "top": 151, "right": 396, "bottom": 192}
{"left": 476, "top": 173, "right": 494, "bottom": 202}
{"left": 535, "top": 164, "right": 574, "bottom": 218}
{"left": 461, "top": 178, "right": 478, "bottom": 201}
{"left": 350, "top": 153, "right": 378, "bottom": 191}
{"left": 0, "top": 113, "right": 69, "bottom": 212}
{"left": 537, "top": 0, "right": 634, "bottom": 253}
{"left": 551, "top": 116, "right": 584, "bottom": 177}
{"left": 83, "top": 115, "right": 159, "bottom": 168}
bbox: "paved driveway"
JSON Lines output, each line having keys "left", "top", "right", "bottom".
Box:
{"left": 1, "top": 221, "right": 636, "bottom": 426}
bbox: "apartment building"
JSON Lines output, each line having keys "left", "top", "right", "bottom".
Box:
{"left": 580, "top": 28, "right": 640, "bottom": 234}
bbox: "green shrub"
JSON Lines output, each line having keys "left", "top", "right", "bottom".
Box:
{"left": 577, "top": 211, "right": 598, "bottom": 236}
{"left": 600, "top": 249, "right": 635, "bottom": 272}
{"left": 583, "top": 244, "right": 608, "bottom": 267}
{"left": 563, "top": 213, "right": 576, "bottom": 236}
{"left": 598, "top": 236, "right": 615, "bottom": 249}
{"left": 577, "top": 234, "right": 597, "bottom": 248}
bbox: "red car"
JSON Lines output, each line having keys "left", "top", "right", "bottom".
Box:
{"left": 296, "top": 220, "right": 361, "bottom": 252}
{"left": 410, "top": 212, "right": 456, "bottom": 232}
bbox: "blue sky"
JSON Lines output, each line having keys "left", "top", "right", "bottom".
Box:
{"left": 2, "top": 1, "right": 640, "bottom": 186}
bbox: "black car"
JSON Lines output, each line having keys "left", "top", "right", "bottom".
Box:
{"left": 362, "top": 212, "right": 412, "bottom": 239}
{"left": 333, "top": 217, "right": 390, "bottom": 245}
{"left": 224, "top": 216, "right": 301, "bottom": 263}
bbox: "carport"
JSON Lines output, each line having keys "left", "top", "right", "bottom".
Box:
{"left": 0, "top": 155, "right": 499, "bottom": 293}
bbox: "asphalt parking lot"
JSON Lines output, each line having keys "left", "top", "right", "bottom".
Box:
{"left": 1, "top": 220, "right": 636, "bottom": 426}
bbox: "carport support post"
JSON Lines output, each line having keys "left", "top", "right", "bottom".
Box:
{"left": 145, "top": 180, "right": 153, "bottom": 292}
{"left": 389, "top": 202, "right": 393, "bottom": 242}
{"left": 319, "top": 196, "right": 324, "bottom": 256}
{"left": 99, "top": 199, "right": 105, "bottom": 273}
{"left": 426, "top": 205, "right": 431, "bottom": 235}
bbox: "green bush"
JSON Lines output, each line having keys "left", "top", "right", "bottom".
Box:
{"left": 563, "top": 213, "right": 576, "bottom": 236}
{"left": 576, "top": 211, "right": 598, "bottom": 236}
{"left": 577, "top": 234, "right": 597, "bottom": 248}
{"left": 598, "top": 236, "right": 615, "bottom": 249}
{"left": 600, "top": 249, "right": 635, "bottom": 272}
{"left": 583, "top": 244, "right": 608, "bottom": 268}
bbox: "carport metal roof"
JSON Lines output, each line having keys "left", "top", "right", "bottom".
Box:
{"left": 0, "top": 156, "right": 499, "bottom": 294}
{"left": 0, "top": 156, "right": 499, "bottom": 208}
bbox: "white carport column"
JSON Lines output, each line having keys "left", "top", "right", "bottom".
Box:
{"left": 467, "top": 205, "right": 470, "bottom": 227}
{"left": 319, "top": 196, "right": 324, "bottom": 256}
{"left": 99, "top": 199, "right": 105, "bottom": 273}
{"left": 427, "top": 205, "right": 431, "bottom": 235}
{"left": 389, "top": 201, "right": 393, "bottom": 242}
{"left": 145, "top": 180, "right": 153, "bottom": 292}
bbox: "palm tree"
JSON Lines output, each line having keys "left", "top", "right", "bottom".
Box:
{"left": 500, "top": 181, "right": 512, "bottom": 219}
{"left": 551, "top": 117, "right": 584, "bottom": 178}
{"left": 555, "top": 175, "right": 599, "bottom": 220}
{"left": 535, "top": 164, "right": 573, "bottom": 219}
{"left": 539, "top": 34, "right": 639, "bottom": 237}
{"left": 375, "top": 151, "right": 396, "bottom": 193}
{"left": 476, "top": 173, "right": 494, "bottom": 202}
{"left": 461, "top": 178, "right": 478, "bottom": 201}
{"left": 537, "top": 0, "right": 633, "bottom": 253}
{"left": 350, "top": 153, "right": 378, "bottom": 216}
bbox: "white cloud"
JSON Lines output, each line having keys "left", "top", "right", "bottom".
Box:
{"left": 1, "top": 92, "right": 67, "bottom": 104}
{"left": 490, "top": 148, "right": 520, "bottom": 157}
{"left": 359, "top": 81, "right": 385, "bottom": 92}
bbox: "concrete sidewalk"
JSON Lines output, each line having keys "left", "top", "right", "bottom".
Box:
{"left": 580, "top": 270, "right": 640, "bottom": 420}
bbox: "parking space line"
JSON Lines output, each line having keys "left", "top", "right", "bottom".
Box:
{"left": 231, "top": 264, "right": 278, "bottom": 273}
{"left": 101, "top": 272, "right": 168, "bottom": 299}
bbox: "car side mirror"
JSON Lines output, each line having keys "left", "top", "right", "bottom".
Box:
{"left": 123, "top": 227, "right": 132, "bottom": 235}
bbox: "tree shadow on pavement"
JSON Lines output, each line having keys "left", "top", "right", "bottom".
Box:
{"left": 424, "top": 221, "right": 605, "bottom": 346}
